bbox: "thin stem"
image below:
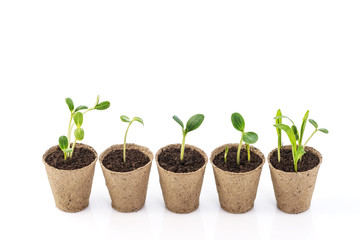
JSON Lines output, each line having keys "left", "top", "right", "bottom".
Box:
{"left": 180, "top": 131, "right": 186, "bottom": 161}
{"left": 123, "top": 120, "right": 133, "bottom": 162}
{"left": 277, "top": 136, "right": 281, "bottom": 162}
{"left": 70, "top": 139, "right": 77, "bottom": 158}
{"left": 66, "top": 113, "right": 73, "bottom": 148}
{"left": 237, "top": 133, "right": 244, "bottom": 165}
{"left": 247, "top": 144, "right": 251, "bottom": 161}
{"left": 303, "top": 129, "right": 317, "bottom": 148}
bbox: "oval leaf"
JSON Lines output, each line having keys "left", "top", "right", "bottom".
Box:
{"left": 318, "top": 128, "right": 329, "bottom": 134}
{"left": 74, "top": 128, "right": 84, "bottom": 141}
{"left": 291, "top": 125, "right": 299, "bottom": 141}
{"left": 95, "top": 101, "right": 110, "bottom": 110}
{"left": 73, "top": 112, "right": 83, "bottom": 128}
{"left": 120, "top": 115, "right": 130, "bottom": 122}
{"left": 65, "top": 98, "right": 74, "bottom": 112}
{"left": 243, "top": 132, "right": 258, "bottom": 144}
{"left": 172, "top": 115, "right": 184, "bottom": 129}
{"left": 186, "top": 114, "right": 205, "bottom": 132}
{"left": 309, "top": 119, "right": 318, "bottom": 129}
{"left": 231, "top": 112, "right": 245, "bottom": 132}
{"left": 58, "top": 136, "right": 68, "bottom": 150}
{"left": 133, "top": 117, "right": 144, "bottom": 125}
{"left": 74, "top": 105, "right": 88, "bottom": 112}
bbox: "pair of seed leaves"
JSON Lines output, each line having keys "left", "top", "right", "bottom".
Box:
{"left": 65, "top": 96, "right": 110, "bottom": 113}
{"left": 231, "top": 113, "right": 258, "bottom": 144}
{"left": 173, "top": 114, "right": 205, "bottom": 134}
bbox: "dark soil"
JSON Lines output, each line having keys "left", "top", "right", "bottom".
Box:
{"left": 213, "top": 146, "right": 263, "bottom": 173}
{"left": 45, "top": 146, "right": 96, "bottom": 170}
{"left": 157, "top": 145, "right": 205, "bottom": 173}
{"left": 270, "top": 147, "right": 320, "bottom": 172}
{"left": 102, "top": 149, "right": 150, "bottom": 172}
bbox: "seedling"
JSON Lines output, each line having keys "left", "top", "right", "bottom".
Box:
{"left": 120, "top": 115, "right": 144, "bottom": 162}
{"left": 58, "top": 95, "right": 110, "bottom": 160}
{"left": 224, "top": 146, "right": 229, "bottom": 163}
{"left": 276, "top": 109, "right": 282, "bottom": 162}
{"left": 231, "top": 113, "right": 258, "bottom": 164}
{"left": 274, "top": 110, "right": 328, "bottom": 172}
{"left": 173, "top": 114, "right": 205, "bottom": 161}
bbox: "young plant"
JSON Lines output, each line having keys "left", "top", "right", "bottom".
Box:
{"left": 58, "top": 95, "right": 110, "bottom": 160}
{"left": 173, "top": 114, "right": 205, "bottom": 161}
{"left": 120, "top": 115, "right": 144, "bottom": 162}
{"left": 276, "top": 109, "right": 282, "bottom": 162}
{"left": 274, "top": 110, "right": 328, "bottom": 172}
{"left": 224, "top": 146, "right": 229, "bottom": 163}
{"left": 231, "top": 113, "right": 258, "bottom": 164}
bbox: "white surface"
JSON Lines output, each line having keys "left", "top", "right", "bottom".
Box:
{"left": 0, "top": 1, "right": 359, "bottom": 239}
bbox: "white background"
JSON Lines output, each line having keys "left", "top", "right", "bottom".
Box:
{"left": 0, "top": 0, "right": 359, "bottom": 239}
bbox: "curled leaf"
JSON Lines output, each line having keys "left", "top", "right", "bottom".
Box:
{"left": 65, "top": 98, "right": 74, "bottom": 112}
{"left": 186, "top": 114, "right": 205, "bottom": 133}
{"left": 231, "top": 112, "right": 245, "bottom": 132}
{"left": 173, "top": 115, "right": 184, "bottom": 129}
{"left": 73, "top": 112, "right": 83, "bottom": 128}
{"left": 120, "top": 115, "right": 130, "bottom": 122}
{"left": 291, "top": 125, "right": 299, "bottom": 141}
{"left": 274, "top": 115, "right": 295, "bottom": 125}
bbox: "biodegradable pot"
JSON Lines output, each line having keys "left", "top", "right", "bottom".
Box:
{"left": 42, "top": 143, "right": 98, "bottom": 212}
{"left": 211, "top": 144, "right": 265, "bottom": 213}
{"left": 99, "top": 144, "right": 153, "bottom": 212}
{"left": 268, "top": 145, "right": 322, "bottom": 214}
{"left": 155, "top": 144, "right": 208, "bottom": 214}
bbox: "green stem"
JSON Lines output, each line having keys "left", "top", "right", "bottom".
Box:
{"left": 303, "top": 129, "right": 317, "bottom": 148}
{"left": 237, "top": 133, "right": 244, "bottom": 165}
{"left": 247, "top": 144, "right": 250, "bottom": 161}
{"left": 277, "top": 136, "right": 281, "bottom": 162}
{"left": 70, "top": 139, "right": 77, "bottom": 158}
{"left": 67, "top": 113, "right": 73, "bottom": 148}
{"left": 123, "top": 120, "right": 133, "bottom": 162}
{"left": 180, "top": 131, "right": 186, "bottom": 161}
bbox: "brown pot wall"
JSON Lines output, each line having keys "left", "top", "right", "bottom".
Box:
{"left": 99, "top": 144, "right": 153, "bottom": 212}
{"left": 210, "top": 144, "right": 265, "bottom": 213}
{"left": 155, "top": 144, "right": 208, "bottom": 214}
{"left": 268, "top": 145, "right": 322, "bottom": 214}
{"left": 42, "top": 143, "right": 98, "bottom": 212}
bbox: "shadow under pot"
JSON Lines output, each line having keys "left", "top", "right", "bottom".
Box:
{"left": 268, "top": 145, "right": 322, "bottom": 214}
{"left": 42, "top": 143, "right": 98, "bottom": 212}
{"left": 211, "top": 143, "right": 265, "bottom": 213}
{"left": 155, "top": 144, "right": 208, "bottom": 214}
{"left": 99, "top": 144, "right": 153, "bottom": 212}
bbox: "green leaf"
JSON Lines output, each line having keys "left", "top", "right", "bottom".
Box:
{"left": 58, "top": 136, "right": 68, "bottom": 150}
{"left": 133, "top": 117, "right": 144, "bottom": 126}
{"left": 95, "top": 101, "right": 110, "bottom": 110}
{"left": 295, "top": 145, "right": 306, "bottom": 161}
{"left": 120, "top": 115, "right": 130, "bottom": 122}
{"left": 291, "top": 125, "right": 299, "bottom": 141}
{"left": 299, "top": 110, "right": 309, "bottom": 145}
{"left": 73, "top": 112, "right": 83, "bottom": 128}
{"left": 231, "top": 112, "right": 245, "bottom": 132}
{"left": 274, "top": 115, "right": 295, "bottom": 125}
{"left": 172, "top": 115, "right": 184, "bottom": 129}
{"left": 274, "top": 123, "right": 297, "bottom": 151}
{"left": 185, "top": 114, "right": 205, "bottom": 133}
{"left": 65, "top": 98, "right": 74, "bottom": 112}
{"left": 74, "top": 105, "right": 88, "bottom": 112}
{"left": 276, "top": 109, "right": 282, "bottom": 134}
{"left": 309, "top": 119, "right": 318, "bottom": 129}
{"left": 243, "top": 132, "right": 258, "bottom": 144}
{"left": 318, "top": 128, "right": 329, "bottom": 134}
{"left": 74, "top": 128, "right": 84, "bottom": 141}
{"left": 63, "top": 148, "right": 73, "bottom": 153}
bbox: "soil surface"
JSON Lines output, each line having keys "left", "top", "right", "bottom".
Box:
{"left": 45, "top": 146, "right": 96, "bottom": 170}
{"left": 157, "top": 145, "right": 205, "bottom": 173}
{"left": 102, "top": 149, "right": 150, "bottom": 172}
{"left": 213, "top": 146, "right": 263, "bottom": 173}
{"left": 270, "top": 147, "right": 320, "bottom": 172}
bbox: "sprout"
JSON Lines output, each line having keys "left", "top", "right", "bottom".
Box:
{"left": 173, "top": 114, "right": 205, "bottom": 161}
{"left": 224, "top": 146, "right": 229, "bottom": 163}
{"left": 274, "top": 110, "right": 328, "bottom": 172}
{"left": 231, "top": 113, "right": 258, "bottom": 164}
{"left": 276, "top": 109, "right": 282, "bottom": 162}
{"left": 120, "top": 115, "right": 144, "bottom": 162}
{"left": 58, "top": 95, "right": 110, "bottom": 160}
